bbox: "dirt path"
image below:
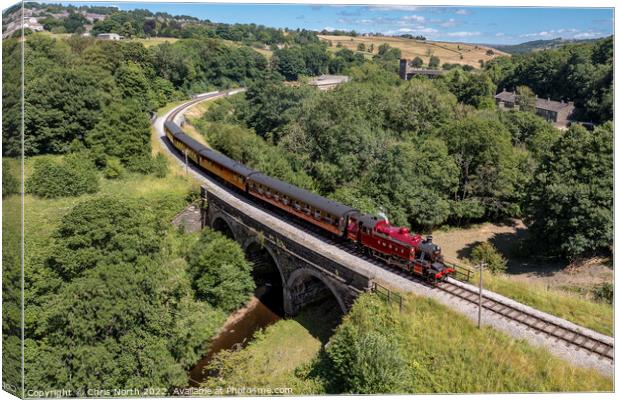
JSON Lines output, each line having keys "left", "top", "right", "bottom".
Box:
{"left": 432, "top": 219, "right": 613, "bottom": 291}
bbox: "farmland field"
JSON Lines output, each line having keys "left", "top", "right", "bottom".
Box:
{"left": 318, "top": 34, "right": 508, "bottom": 68}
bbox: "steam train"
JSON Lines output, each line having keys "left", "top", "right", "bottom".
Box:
{"left": 164, "top": 121, "right": 454, "bottom": 282}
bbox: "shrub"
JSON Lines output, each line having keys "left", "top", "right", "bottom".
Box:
{"left": 2, "top": 160, "right": 19, "bottom": 197}
{"left": 152, "top": 153, "right": 168, "bottom": 178}
{"left": 470, "top": 242, "right": 507, "bottom": 274}
{"left": 593, "top": 282, "right": 613, "bottom": 304}
{"left": 103, "top": 157, "right": 126, "bottom": 179}
{"left": 325, "top": 296, "right": 408, "bottom": 394}
{"left": 48, "top": 196, "right": 162, "bottom": 280}
{"left": 26, "top": 154, "right": 99, "bottom": 198}
{"left": 186, "top": 229, "right": 255, "bottom": 313}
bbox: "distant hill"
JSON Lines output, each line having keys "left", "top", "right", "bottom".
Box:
{"left": 494, "top": 37, "right": 602, "bottom": 54}
{"left": 318, "top": 34, "right": 507, "bottom": 69}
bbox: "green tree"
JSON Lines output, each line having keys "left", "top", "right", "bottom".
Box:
{"left": 524, "top": 123, "right": 613, "bottom": 259}
{"left": 440, "top": 115, "right": 521, "bottom": 221}
{"left": 272, "top": 46, "right": 306, "bottom": 80}
{"left": 187, "top": 229, "right": 255, "bottom": 313}
{"left": 47, "top": 196, "right": 162, "bottom": 280}
{"left": 27, "top": 197, "right": 224, "bottom": 392}
{"left": 103, "top": 157, "right": 126, "bottom": 179}
{"left": 410, "top": 56, "right": 423, "bottom": 68}
{"left": 26, "top": 153, "right": 99, "bottom": 199}
{"left": 325, "top": 295, "right": 408, "bottom": 394}
{"left": 516, "top": 85, "right": 536, "bottom": 113}
{"left": 428, "top": 55, "right": 440, "bottom": 69}
{"left": 387, "top": 79, "right": 457, "bottom": 137}
{"left": 86, "top": 100, "right": 153, "bottom": 172}
{"left": 470, "top": 242, "right": 507, "bottom": 273}
{"left": 2, "top": 160, "right": 19, "bottom": 198}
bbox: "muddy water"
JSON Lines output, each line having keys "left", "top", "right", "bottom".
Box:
{"left": 188, "top": 294, "right": 281, "bottom": 386}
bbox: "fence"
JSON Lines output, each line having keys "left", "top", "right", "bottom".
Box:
{"left": 371, "top": 282, "right": 403, "bottom": 312}
{"left": 445, "top": 259, "right": 474, "bottom": 282}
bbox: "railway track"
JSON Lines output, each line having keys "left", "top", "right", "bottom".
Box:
{"left": 161, "top": 92, "right": 614, "bottom": 366}
{"left": 437, "top": 281, "right": 614, "bottom": 362}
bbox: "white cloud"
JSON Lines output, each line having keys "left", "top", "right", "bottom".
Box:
{"left": 495, "top": 32, "right": 505, "bottom": 37}
{"left": 455, "top": 9, "right": 470, "bottom": 15}
{"left": 574, "top": 31, "right": 602, "bottom": 39}
{"left": 370, "top": 5, "right": 420, "bottom": 11}
{"left": 397, "top": 27, "right": 438, "bottom": 34}
{"left": 439, "top": 18, "right": 457, "bottom": 28}
{"left": 402, "top": 14, "right": 425, "bottom": 23}
{"left": 445, "top": 31, "right": 481, "bottom": 37}
{"left": 322, "top": 26, "right": 336, "bottom": 31}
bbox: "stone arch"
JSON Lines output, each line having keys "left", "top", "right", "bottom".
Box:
{"left": 211, "top": 214, "right": 235, "bottom": 240}
{"left": 286, "top": 268, "right": 347, "bottom": 315}
{"left": 243, "top": 237, "right": 286, "bottom": 315}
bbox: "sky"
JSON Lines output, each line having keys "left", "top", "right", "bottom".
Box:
{"left": 60, "top": 3, "right": 613, "bottom": 44}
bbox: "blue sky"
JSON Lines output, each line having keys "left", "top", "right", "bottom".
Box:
{"left": 62, "top": 3, "right": 613, "bottom": 44}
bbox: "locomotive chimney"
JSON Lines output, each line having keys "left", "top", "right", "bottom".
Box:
{"left": 426, "top": 235, "right": 433, "bottom": 243}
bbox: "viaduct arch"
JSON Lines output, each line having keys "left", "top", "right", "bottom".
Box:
{"left": 202, "top": 187, "right": 371, "bottom": 317}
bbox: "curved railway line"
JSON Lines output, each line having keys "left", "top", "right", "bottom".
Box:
{"left": 159, "top": 91, "right": 614, "bottom": 373}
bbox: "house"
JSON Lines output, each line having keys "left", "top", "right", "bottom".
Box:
{"left": 97, "top": 33, "right": 123, "bottom": 40}
{"left": 308, "top": 75, "right": 350, "bottom": 91}
{"left": 494, "top": 89, "right": 575, "bottom": 128}
{"left": 399, "top": 59, "right": 445, "bottom": 80}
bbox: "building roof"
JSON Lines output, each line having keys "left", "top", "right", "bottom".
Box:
{"left": 495, "top": 90, "right": 574, "bottom": 112}
{"left": 406, "top": 68, "right": 445, "bottom": 76}
{"left": 309, "top": 75, "right": 350, "bottom": 86}
{"left": 535, "top": 97, "right": 574, "bottom": 112}
{"left": 494, "top": 90, "right": 516, "bottom": 103}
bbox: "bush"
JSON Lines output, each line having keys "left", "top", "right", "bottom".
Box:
{"left": 2, "top": 160, "right": 19, "bottom": 197}
{"left": 186, "top": 229, "right": 255, "bottom": 313}
{"left": 26, "top": 154, "right": 99, "bottom": 198}
{"left": 48, "top": 196, "right": 162, "bottom": 280}
{"left": 103, "top": 157, "right": 126, "bottom": 179}
{"left": 152, "top": 153, "right": 168, "bottom": 178}
{"left": 470, "top": 242, "right": 507, "bottom": 274}
{"left": 593, "top": 282, "right": 613, "bottom": 304}
{"left": 325, "top": 296, "right": 408, "bottom": 394}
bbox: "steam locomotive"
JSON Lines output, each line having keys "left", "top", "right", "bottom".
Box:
{"left": 165, "top": 121, "right": 454, "bottom": 282}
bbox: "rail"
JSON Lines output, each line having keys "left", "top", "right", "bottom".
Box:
{"left": 371, "top": 282, "right": 403, "bottom": 312}
{"left": 438, "top": 280, "right": 614, "bottom": 361}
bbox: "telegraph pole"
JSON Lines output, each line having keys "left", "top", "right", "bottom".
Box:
{"left": 478, "top": 263, "right": 486, "bottom": 329}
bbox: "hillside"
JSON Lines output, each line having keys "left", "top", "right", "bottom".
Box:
{"left": 494, "top": 37, "right": 602, "bottom": 54}
{"left": 318, "top": 34, "right": 508, "bottom": 68}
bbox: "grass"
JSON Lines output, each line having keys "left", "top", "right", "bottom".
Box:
{"left": 127, "top": 37, "right": 179, "bottom": 47}
{"left": 318, "top": 34, "right": 508, "bottom": 68}
{"left": 472, "top": 271, "right": 613, "bottom": 336}
{"left": 197, "top": 293, "right": 612, "bottom": 394}
{"left": 389, "top": 293, "right": 611, "bottom": 392}
{"left": 200, "top": 301, "right": 340, "bottom": 394}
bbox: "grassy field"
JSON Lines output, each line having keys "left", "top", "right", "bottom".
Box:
{"left": 471, "top": 271, "right": 613, "bottom": 336}
{"left": 127, "top": 37, "right": 179, "bottom": 47}
{"left": 318, "top": 34, "right": 507, "bottom": 68}
{"left": 200, "top": 301, "right": 339, "bottom": 394}
{"left": 198, "top": 293, "right": 611, "bottom": 394}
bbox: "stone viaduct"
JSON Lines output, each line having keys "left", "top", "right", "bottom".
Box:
{"left": 201, "top": 187, "right": 373, "bottom": 316}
